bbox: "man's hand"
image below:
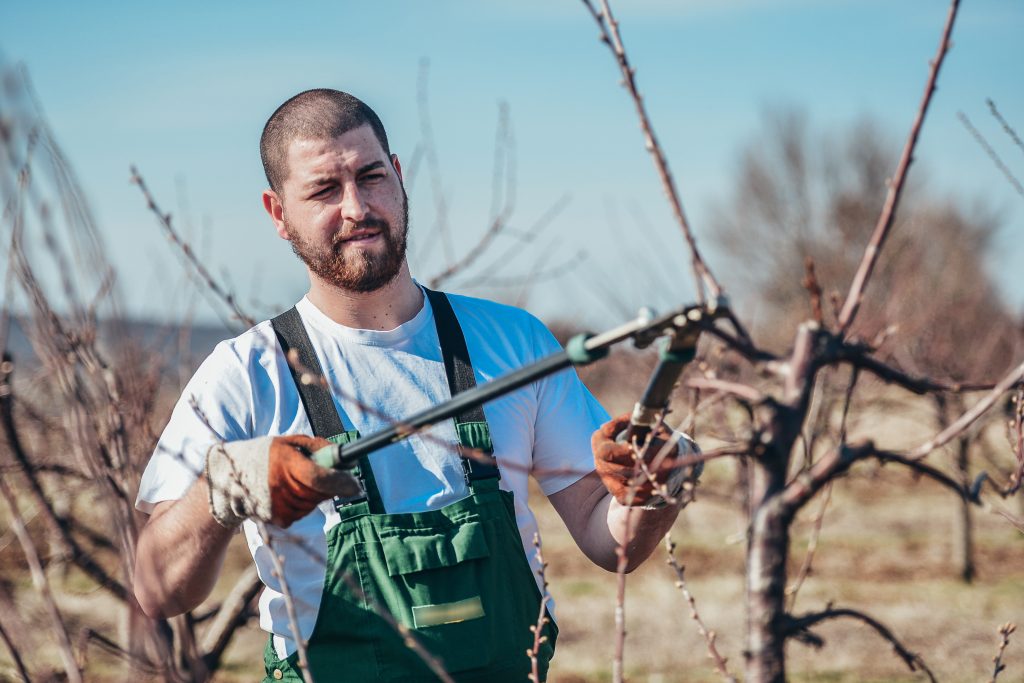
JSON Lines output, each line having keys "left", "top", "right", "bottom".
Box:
{"left": 206, "top": 434, "right": 362, "bottom": 528}
{"left": 591, "top": 414, "right": 701, "bottom": 508}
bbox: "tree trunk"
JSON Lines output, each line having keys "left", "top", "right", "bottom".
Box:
{"left": 745, "top": 498, "right": 790, "bottom": 683}
{"left": 953, "top": 434, "right": 974, "bottom": 583}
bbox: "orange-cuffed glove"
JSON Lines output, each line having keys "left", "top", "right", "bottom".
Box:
{"left": 206, "top": 435, "right": 362, "bottom": 528}
{"left": 592, "top": 413, "right": 702, "bottom": 508}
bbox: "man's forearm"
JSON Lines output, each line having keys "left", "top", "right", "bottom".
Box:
{"left": 134, "top": 477, "right": 236, "bottom": 618}
{"left": 553, "top": 472, "right": 683, "bottom": 573}
{"left": 605, "top": 496, "right": 681, "bottom": 572}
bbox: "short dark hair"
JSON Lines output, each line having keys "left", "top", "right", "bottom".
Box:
{"left": 260, "top": 89, "right": 391, "bottom": 193}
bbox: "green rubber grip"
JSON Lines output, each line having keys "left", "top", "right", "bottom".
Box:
{"left": 659, "top": 344, "right": 696, "bottom": 364}
{"left": 566, "top": 333, "right": 609, "bottom": 365}
{"left": 312, "top": 444, "right": 342, "bottom": 469}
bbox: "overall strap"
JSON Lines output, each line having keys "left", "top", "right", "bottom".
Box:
{"left": 423, "top": 289, "right": 500, "bottom": 484}
{"left": 271, "top": 307, "right": 382, "bottom": 512}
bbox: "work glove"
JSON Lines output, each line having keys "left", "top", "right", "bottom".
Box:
{"left": 592, "top": 414, "right": 702, "bottom": 509}
{"left": 205, "top": 434, "right": 362, "bottom": 528}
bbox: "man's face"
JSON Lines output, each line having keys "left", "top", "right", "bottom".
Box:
{"left": 272, "top": 125, "right": 408, "bottom": 293}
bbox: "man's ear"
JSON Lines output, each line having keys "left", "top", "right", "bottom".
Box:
{"left": 391, "top": 154, "right": 403, "bottom": 183}
{"left": 262, "top": 189, "right": 289, "bottom": 239}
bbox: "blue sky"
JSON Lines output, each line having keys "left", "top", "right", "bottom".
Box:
{"left": 3, "top": 0, "right": 1022, "bottom": 330}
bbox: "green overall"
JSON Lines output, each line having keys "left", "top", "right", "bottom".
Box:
{"left": 264, "top": 289, "right": 557, "bottom": 682}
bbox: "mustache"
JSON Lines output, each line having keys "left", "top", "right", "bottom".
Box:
{"left": 332, "top": 217, "right": 391, "bottom": 245}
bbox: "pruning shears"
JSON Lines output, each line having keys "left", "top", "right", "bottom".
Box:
{"left": 310, "top": 298, "right": 727, "bottom": 470}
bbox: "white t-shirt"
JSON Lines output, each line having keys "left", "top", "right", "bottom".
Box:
{"left": 136, "top": 290, "right": 608, "bottom": 658}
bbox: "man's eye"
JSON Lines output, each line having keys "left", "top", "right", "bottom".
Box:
{"left": 360, "top": 173, "right": 386, "bottom": 183}
{"left": 311, "top": 186, "right": 335, "bottom": 198}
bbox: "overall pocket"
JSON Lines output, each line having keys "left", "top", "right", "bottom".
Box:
{"left": 356, "top": 519, "right": 493, "bottom": 678}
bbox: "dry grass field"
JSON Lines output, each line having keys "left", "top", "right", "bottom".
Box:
{"left": 81, "top": 454, "right": 1017, "bottom": 682}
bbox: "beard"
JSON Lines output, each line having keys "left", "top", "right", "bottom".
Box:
{"left": 288, "top": 193, "right": 409, "bottom": 294}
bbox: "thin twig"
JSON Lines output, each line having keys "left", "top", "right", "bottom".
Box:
{"left": 0, "top": 616, "right": 31, "bottom": 682}
{"left": 429, "top": 101, "right": 515, "bottom": 289}
{"left": 686, "top": 377, "right": 766, "bottom": 405}
{"left": 990, "top": 622, "right": 1016, "bottom": 683}
{"left": 665, "top": 535, "right": 737, "bottom": 682}
{"left": 801, "top": 257, "right": 823, "bottom": 325}
{"left": 957, "top": 111, "right": 1024, "bottom": 197}
{"left": 837, "top": 0, "right": 962, "bottom": 335}
{"left": 0, "top": 473, "right": 83, "bottom": 683}
{"left": 784, "top": 482, "right": 832, "bottom": 610}
{"left": 580, "top": 0, "right": 722, "bottom": 303}
{"left": 612, "top": 502, "right": 637, "bottom": 683}
{"left": 254, "top": 521, "right": 315, "bottom": 683}
{"left": 200, "top": 565, "right": 262, "bottom": 670}
{"left": 909, "top": 360, "right": 1024, "bottom": 460}
{"left": 1002, "top": 385, "right": 1024, "bottom": 496}
{"left": 414, "top": 58, "right": 455, "bottom": 270}
{"left": 130, "top": 166, "right": 255, "bottom": 328}
{"left": 0, "top": 355, "right": 130, "bottom": 601}
{"left": 988, "top": 99, "right": 1024, "bottom": 155}
{"left": 527, "top": 533, "right": 552, "bottom": 683}
{"left": 840, "top": 345, "right": 1001, "bottom": 395}
{"left": 453, "top": 194, "right": 572, "bottom": 289}
{"left": 785, "top": 606, "right": 937, "bottom": 682}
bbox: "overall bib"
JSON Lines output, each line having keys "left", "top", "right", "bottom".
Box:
{"left": 263, "top": 289, "right": 557, "bottom": 682}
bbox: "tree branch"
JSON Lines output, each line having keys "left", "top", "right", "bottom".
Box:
{"left": 0, "top": 472, "right": 83, "bottom": 683}
{"left": 990, "top": 622, "right": 1017, "bottom": 683}
{"left": 839, "top": 344, "right": 1004, "bottom": 395}
{"left": 908, "top": 359, "right": 1024, "bottom": 460}
{"left": 958, "top": 110, "right": 1024, "bottom": 198}
{"left": 580, "top": 0, "right": 722, "bottom": 303}
{"left": 785, "top": 606, "right": 936, "bottom": 682}
{"left": 130, "top": 166, "right": 255, "bottom": 329}
{"left": 782, "top": 440, "right": 979, "bottom": 516}
{"left": 665, "top": 535, "right": 737, "bottom": 683}
{"left": 0, "top": 354, "right": 129, "bottom": 601}
{"left": 200, "top": 565, "right": 262, "bottom": 671}
{"left": 837, "top": 0, "right": 962, "bottom": 335}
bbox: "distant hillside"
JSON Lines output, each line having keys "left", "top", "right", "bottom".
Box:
{"left": 3, "top": 315, "right": 235, "bottom": 372}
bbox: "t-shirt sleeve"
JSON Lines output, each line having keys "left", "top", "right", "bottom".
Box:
{"left": 528, "top": 317, "right": 610, "bottom": 496}
{"left": 135, "top": 341, "right": 254, "bottom": 513}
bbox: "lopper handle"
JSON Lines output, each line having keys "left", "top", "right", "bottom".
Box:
{"left": 311, "top": 444, "right": 343, "bottom": 469}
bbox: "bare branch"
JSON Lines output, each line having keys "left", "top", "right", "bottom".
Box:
{"left": 990, "top": 622, "right": 1017, "bottom": 683}
{"left": 686, "top": 377, "right": 766, "bottom": 405}
{"left": 840, "top": 345, "right": 1003, "bottom": 395}
{"left": 0, "top": 355, "right": 129, "bottom": 601}
{"left": 77, "top": 628, "right": 163, "bottom": 676}
{"left": 837, "top": 0, "right": 962, "bottom": 335}
{"left": 785, "top": 606, "right": 937, "bottom": 682}
{"left": 414, "top": 58, "right": 455, "bottom": 270}
{"left": 665, "top": 535, "right": 737, "bottom": 683}
{"left": 580, "top": 0, "right": 722, "bottom": 302}
{"left": 908, "top": 359, "right": 1024, "bottom": 460}
{"left": 0, "top": 616, "right": 31, "bottom": 682}
{"left": 0, "top": 472, "right": 83, "bottom": 683}
{"left": 130, "top": 166, "right": 255, "bottom": 328}
{"left": 1004, "top": 386, "right": 1024, "bottom": 496}
{"left": 526, "top": 533, "right": 552, "bottom": 683}
{"left": 253, "top": 521, "right": 315, "bottom": 683}
{"left": 785, "top": 482, "right": 832, "bottom": 610}
{"left": 957, "top": 111, "right": 1024, "bottom": 197}
{"left": 429, "top": 102, "right": 515, "bottom": 289}
{"left": 200, "top": 565, "right": 262, "bottom": 670}
{"left": 781, "top": 441, "right": 979, "bottom": 516}
{"left": 801, "top": 257, "right": 824, "bottom": 325}
{"left": 988, "top": 99, "right": 1024, "bottom": 155}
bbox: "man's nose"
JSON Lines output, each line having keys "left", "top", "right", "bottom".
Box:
{"left": 339, "top": 184, "right": 368, "bottom": 223}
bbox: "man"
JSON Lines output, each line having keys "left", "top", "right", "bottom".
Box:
{"left": 134, "top": 89, "right": 697, "bottom": 682}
